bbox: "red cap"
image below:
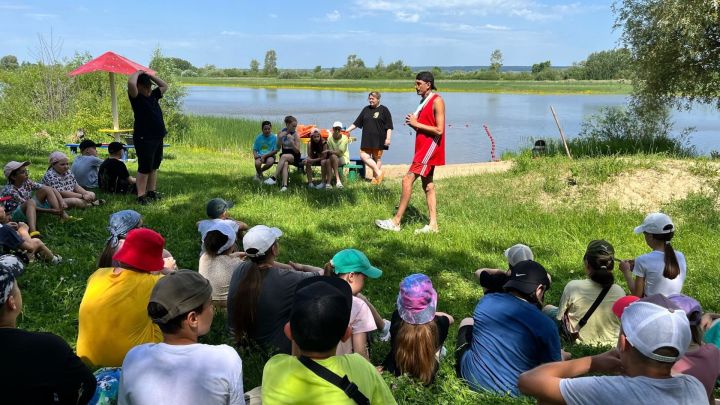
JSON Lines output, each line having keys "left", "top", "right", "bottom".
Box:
{"left": 612, "top": 295, "right": 640, "bottom": 318}
{"left": 112, "top": 228, "right": 165, "bottom": 272}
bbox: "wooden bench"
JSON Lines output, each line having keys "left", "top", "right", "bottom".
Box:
{"left": 65, "top": 143, "right": 170, "bottom": 162}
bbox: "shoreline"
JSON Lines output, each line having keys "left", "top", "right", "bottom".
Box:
{"left": 368, "top": 161, "right": 513, "bottom": 180}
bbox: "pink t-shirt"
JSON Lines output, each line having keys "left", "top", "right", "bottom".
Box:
{"left": 672, "top": 344, "right": 720, "bottom": 401}
{"left": 336, "top": 296, "right": 377, "bottom": 355}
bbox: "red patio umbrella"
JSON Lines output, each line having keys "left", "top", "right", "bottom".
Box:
{"left": 68, "top": 51, "right": 156, "bottom": 131}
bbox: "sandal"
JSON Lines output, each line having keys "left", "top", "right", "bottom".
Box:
{"left": 91, "top": 199, "right": 106, "bottom": 206}
{"left": 375, "top": 218, "right": 401, "bottom": 232}
{"left": 29, "top": 231, "right": 42, "bottom": 239}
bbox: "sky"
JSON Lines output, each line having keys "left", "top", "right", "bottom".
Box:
{"left": 0, "top": 1, "right": 621, "bottom": 69}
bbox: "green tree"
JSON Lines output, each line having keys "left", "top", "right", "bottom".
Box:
{"left": 313, "top": 65, "right": 322, "bottom": 73}
{"left": 489, "top": 49, "right": 503, "bottom": 73}
{"left": 263, "top": 50, "right": 278, "bottom": 76}
{"left": 1, "top": 55, "right": 19, "bottom": 69}
{"left": 581, "top": 48, "right": 632, "bottom": 80}
{"left": 375, "top": 57, "right": 385, "bottom": 71}
{"left": 531, "top": 60, "right": 552, "bottom": 74}
{"left": 614, "top": 0, "right": 720, "bottom": 110}
{"left": 249, "top": 59, "right": 259, "bottom": 74}
{"left": 335, "top": 54, "right": 370, "bottom": 79}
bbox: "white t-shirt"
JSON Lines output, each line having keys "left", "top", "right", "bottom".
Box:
{"left": 560, "top": 374, "right": 705, "bottom": 405}
{"left": 336, "top": 296, "right": 378, "bottom": 355}
{"left": 632, "top": 250, "right": 687, "bottom": 296}
{"left": 119, "top": 343, "right": 245, "bottom": 405}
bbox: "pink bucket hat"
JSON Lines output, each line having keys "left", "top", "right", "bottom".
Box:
{"left": 396, "top": 273, "right": 437, "bottom": 325}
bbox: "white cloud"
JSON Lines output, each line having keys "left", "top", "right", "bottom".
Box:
{"left": 0, "top": 3, "right": 29, "bottom": 10}
{"left": 25, "top": 13, "right": 57, "bottom": 21}
{"left": 426, "top": 22, "right": 510, "bottom": 33}
{"left": 395, "top": 11, "right": 420, "bottom": 23}
{"left": 326, "top": 10, "right": 341, "bottom": 22}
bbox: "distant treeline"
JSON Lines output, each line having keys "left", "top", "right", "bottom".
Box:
{"left": 136, "top": 48, "right": 632, "bottom": 82}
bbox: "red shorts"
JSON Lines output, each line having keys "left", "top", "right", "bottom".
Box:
{"left": 409, "top": 162, "right": 435, "bottom": 178}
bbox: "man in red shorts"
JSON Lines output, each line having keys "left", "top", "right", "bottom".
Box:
{"left": 376, "top": 71, "right": 445, "bottom": 233}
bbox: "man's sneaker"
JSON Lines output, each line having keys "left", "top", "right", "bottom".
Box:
{"left": 146, "top": 190, "right": 162, "bottom": 200}
{"left": 315, "top": 183, "right": 326, "bottom": 189}
{"left": 137, "top": 195, "right": 151, "bottom": 205}
{"left": 375, "top": 218, "right": 401, "bottom": 231}
{"left": 280, "top": 186, "right": 288, "bottom": 192}
{"left": 336, "top": 182, "right": 344, "bottom": 189}
{"left": 51, "top": 255, "right": 63, "bottom": 265}
{"left": 264, "top": 177, "right": 277, "bottom": 186}
{"left": 378, "top": 319, "right": 391, "bottom": 342}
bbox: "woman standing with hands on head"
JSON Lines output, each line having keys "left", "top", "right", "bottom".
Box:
{"left": 346, "top": 91, "right": 394, "bottom": 185}
{"left": 620, "top": 212, "right": 687, "bottom": 298}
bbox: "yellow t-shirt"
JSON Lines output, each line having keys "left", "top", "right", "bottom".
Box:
{"left": 76, "top": 268, "right": 163, "bottom": 367}
{"left": 327, "top": 135, "right": 350, "bottom": 165}
{"left": 262, "top": 353, "right": 397, "bottom": 405}
{"left": 557, "top": 279, "right": 626, "bottom": 346}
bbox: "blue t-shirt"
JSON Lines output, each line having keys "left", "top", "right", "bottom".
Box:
{"left": 460, "top": 293, "right": 561, "bottom": 396}
{"left": 253, "top": 133, "right": 277, "bottom": 155}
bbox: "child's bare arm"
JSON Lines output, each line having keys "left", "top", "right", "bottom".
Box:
{"left": 357, "top": 293, "right": 385, "bottom": 330}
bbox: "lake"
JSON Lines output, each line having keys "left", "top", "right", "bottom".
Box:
{"left": 182, "top": 86, "right": 718, "bottom": 164}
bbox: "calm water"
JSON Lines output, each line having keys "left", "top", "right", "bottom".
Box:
{"left": 183, "top": 86, "right": 719, "bottom": 164}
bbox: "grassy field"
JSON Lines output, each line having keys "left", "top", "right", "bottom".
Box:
{"left": 178, "top": 77, "right": 633, "bottom": 95}
{"left": 2, "top": 119, "right": 719, "bottom": 403}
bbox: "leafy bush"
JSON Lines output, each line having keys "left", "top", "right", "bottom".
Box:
{"left": 537, "top": 106, "right": 695, "bottom": 157}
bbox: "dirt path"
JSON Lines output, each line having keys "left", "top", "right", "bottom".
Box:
{"left": 377, "top": 161, "right": 512, "bottom": 180}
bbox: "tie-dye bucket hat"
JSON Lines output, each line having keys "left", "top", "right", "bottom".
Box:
{"left": 396, "top": 273, "right": 437, "bottom": 325}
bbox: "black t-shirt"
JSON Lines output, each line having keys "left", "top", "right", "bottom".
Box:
{"left": 129, "top": 87, "right": 167, "bottom": 139}
{"left": 98, "top": 158, "right": 131, "bottom": 193}
{"left": 0, "top": 328, "right": 96, "bottom": 404}
{"left": 353, "top": 105, "right": 394, "bottom": 149}
{"left": 226, "top": 261, "right": 317, "bottom": 354}
{"left": 0, "top": 225, "right": 23, "bottom": 250}
{"left": 479, "top": 271, "right": 510, "bottom": 294}
{"left": 381, "top": 309, "right": 450, "bottom": 384}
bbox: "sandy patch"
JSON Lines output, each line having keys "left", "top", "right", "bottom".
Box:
{"left": 376, "top": 161, "right": 512, "bottom": 180}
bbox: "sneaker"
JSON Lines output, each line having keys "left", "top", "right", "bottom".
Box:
{"left": 315, "top": 183, "right": 326, "bottom": 189}
{"left": 378, "top": 319, "right": 391, "bottom": 342}
{"left": 336, "top": 182, "right": 344, "bottom": 189}
{"left": 253, "top": 174, "right": 262, "bottom": 183}
{"left": 414, "top": 225, "right": 439, "bottom": 234}
{"left": 325, "top": 183, "right": 333, "bottom": 189}
{"left": 51, "top": 255, "right": 63, "bottom": 265}
{"left": 264, "top": 177, "right": 277, "bottom": 186}
{"left": 307, "top": 182, "right": 315, "bottom": 189}
{"left": 146, "top": 190, "right": 162, "bottom": 200}
{"left": 280, "top": 186, "right": 288, "bottom": 192}
{"left": 137, "top": 195, "right": 151, "bottom": 205}
{"left": 375, "top": 218, "right": 401, "bottom": 231}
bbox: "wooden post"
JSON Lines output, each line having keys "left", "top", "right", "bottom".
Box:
{"left": 109, "top": 72, "right": 119, "bottom": 130}
{"left": 550, "top": 105, "right": 572, "bottom": 159}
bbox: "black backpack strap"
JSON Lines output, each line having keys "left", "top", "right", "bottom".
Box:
{"left": 578, "top": 286, "right": 612, "bottom": 329}
{"left": 298, "top": 356, "right": 370, "bottom": 405}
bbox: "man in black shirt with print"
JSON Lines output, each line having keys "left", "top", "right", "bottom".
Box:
{"left": 128, "top": 70, "right": 168, "bottom": 205}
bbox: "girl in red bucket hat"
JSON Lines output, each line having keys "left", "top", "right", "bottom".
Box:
{"left": 77, "top": 228, "right": 170, "bottom": 368}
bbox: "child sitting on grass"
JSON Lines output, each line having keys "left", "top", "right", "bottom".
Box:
{"left": 98, "top": 142, "right": 136, "bottom": 194}
{"left": 291, "top": 249, "right": 387, "bottom": 361}
{"left": 380, "top": 273, "right": 453, "bottom": 385}
{"left": 2, "top": 160, "right": 69, "bottom": 238}
{"left": 261, "top": 276, "right": 397, "bottom": 404}
{"left": 197, "top": 198, "right": 248, "bottom": 253}
{"left": 305, "top": 128, "right": 327, "bottom": 188}
{"left": 42, "top": 151, "right": 103, "bottom": 209}
{"left": 319, "top": 122, "right": 350, "bottom": 190}
{"left": 0, "top": 199, "right": 61, "bottom": 264}
{"left": 253, "top": 120, "right": 278, "bottom": 182}
{"left": 199, "top": 221, "right": 245, "bottom": 308}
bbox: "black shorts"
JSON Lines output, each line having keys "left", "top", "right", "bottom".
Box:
{"left": 455, "top": 324, "right": 473, "bottom": 377}
{"left": 281, "top": 148, "right": 302, "bottom": 167}
{"left": 134, "top": 137, "right": 164, "bottom": 174}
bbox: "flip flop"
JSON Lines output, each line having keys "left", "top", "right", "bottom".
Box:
{"left": 29, "top": 231, "right": 42, "bottom": 239}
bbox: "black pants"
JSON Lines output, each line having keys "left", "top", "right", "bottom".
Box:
{"left": 455, "top": 324, "right": 473, "bottom": 377}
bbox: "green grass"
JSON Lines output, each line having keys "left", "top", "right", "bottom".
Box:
{"left": 3, "top": 121, "right": 719, "bottom": 404}
{"left": 178, "top": 77, "right": 632, "bottom": 95}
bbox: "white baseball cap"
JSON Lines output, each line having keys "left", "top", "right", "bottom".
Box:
{"left": 621, "top": 300, "right": 690, "bottom": 363}
{"left": 504, "top": 244, "right": 534, "bottom": 267}
{"left": 242, "top": 225, "right": 283, "bottom": 257}
{"left": 332, "top": 121, "right": 343, "bottom": 129}
{"left": 634, "top": 212, "right": 674, "bottom": 234}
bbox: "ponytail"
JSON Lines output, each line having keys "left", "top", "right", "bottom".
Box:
{"left": 394, "top": 321, "right": 439, "bottom": 385}
{"left": 97, "top": 241, "right": 115, "bottom": 268}
{"left": 585, "top": 254, "right": 615, "bottom": 288}
{"left": 231, "top": 257, "right": 266, "bottom": 345}
{"left": 652, "top": 232, "right": 679, "bottom": 279}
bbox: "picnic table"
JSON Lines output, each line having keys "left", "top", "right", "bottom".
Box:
{"left": 99, "top": 128, "right": 134, "bottom": 143}
{"left": 65, "top": 143, "right": 170, "bottom": 162}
